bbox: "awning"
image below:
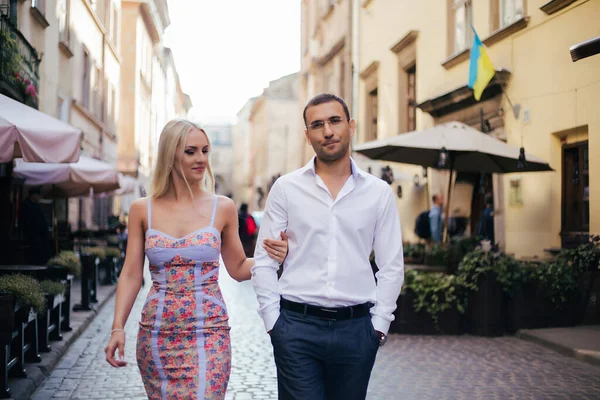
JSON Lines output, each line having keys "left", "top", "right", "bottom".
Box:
{"left": 0, "top": 94, "right": 82, "bottom": 163}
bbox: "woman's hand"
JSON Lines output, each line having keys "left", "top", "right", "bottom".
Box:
{"left": 105, "top": 331, "right": 127, "bottom": 368}
{"left": 263, "top": 231, "right": 289, "bottom": 264}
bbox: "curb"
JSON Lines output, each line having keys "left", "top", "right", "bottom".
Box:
{"left": 516, "top": 329, "right": 600, "bottom": 368}
{"left": 7, "top": 286, "right": 118, "bottom": 400}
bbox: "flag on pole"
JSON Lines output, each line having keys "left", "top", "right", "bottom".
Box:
{"left": 468, "top": 27, "right": 495, "bottom": 101}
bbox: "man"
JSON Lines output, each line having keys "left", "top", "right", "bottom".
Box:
{"left": 251, "top": 93, "right": 404, "bottom": 400}
{"left": 21, "top": 186, "right": 51, "bottom": 265}
{"left": 429, "top": 193, "right": 444, "bottom": 244}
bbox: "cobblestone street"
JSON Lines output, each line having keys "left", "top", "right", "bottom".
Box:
{"left": 32, "top": 266, "right": 600, "bottom": 400}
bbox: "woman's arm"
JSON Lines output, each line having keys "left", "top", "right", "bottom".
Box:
{"left": 105, "top": 198, "right": 146, "bottom": 367}
{"left": 220, "top": 197, "right": 286, "bottom": 282}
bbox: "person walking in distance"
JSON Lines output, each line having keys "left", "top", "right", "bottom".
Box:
{"left": 252, "top": 94, "right": 405, "bottom": 400}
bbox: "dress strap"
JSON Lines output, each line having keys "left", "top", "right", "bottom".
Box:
{"left": 209, "top": 196, "right": 218, "bottom": 227}
{"left": 147, "top": 197, "right": 152, "bottom": 230}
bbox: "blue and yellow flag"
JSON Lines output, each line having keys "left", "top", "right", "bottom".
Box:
{"left": 468, "top": 28, "right": 495, "bottom": 101}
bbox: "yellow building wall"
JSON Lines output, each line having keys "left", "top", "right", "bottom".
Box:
{"left": 358, "top": 0, "right": 599, "bottom": 255}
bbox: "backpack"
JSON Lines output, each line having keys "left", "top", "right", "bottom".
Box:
{"left": 414, "top": 210, "right": 431, "bottom": 239}
{"left": 246, "top": 215, "right": 257, "bottom": 237}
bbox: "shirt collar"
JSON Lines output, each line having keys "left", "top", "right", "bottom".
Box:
{"left": 301, "top": 157, "right": 366, "bottom": 180}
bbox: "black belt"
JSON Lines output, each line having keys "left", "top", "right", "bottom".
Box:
{"left": 280, "top": 298, "right": 372, "bottom": 321}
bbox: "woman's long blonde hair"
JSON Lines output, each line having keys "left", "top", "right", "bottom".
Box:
{"left": 150, "top": 119, "right": 215, "bottom": 198}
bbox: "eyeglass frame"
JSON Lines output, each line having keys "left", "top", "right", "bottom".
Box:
{"left": 305, "top": 116, "right": 349, "bottom": 132}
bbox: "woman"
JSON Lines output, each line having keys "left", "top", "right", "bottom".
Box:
{"left": 104, "top": 119, "right": 288, "bottom": 399}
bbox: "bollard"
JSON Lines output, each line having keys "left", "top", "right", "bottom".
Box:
{"left": 90, "top": 256, "right": 99, "bottom": 304}
{"left": 73, "top": 254, "right": 95, "bottom": 311}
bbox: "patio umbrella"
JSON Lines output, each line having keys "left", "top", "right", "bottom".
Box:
{"left": 0, "top": 94, "right": 82, "bottom": 163}
{"left": 354, "top": 121, "right": 553, "bottom": 242}
{"left": 13, "top": 155, "right": 120, "bottom": 197}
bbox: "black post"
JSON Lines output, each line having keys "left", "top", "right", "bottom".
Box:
{"left": 90, "top": 256, "right": 98, "bottom": 303}
{"left": 73, "top": 254, "right": 94, "bottom": 311}
{"left": 0, "top": 291, "right": 14, "bottom": 398}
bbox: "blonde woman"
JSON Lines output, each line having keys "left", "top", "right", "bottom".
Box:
{"left": 104, "top": 120, "right": 288, "bottom": 399}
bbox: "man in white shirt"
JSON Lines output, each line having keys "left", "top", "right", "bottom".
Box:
{"left": 251, "top": 93, "right": 404, "bottom": 400}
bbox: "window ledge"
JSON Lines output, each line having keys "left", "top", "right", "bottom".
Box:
{"left": 441, "top": 48, "right": 469, "bottom": 69}
{"left": 59, "top": 41, "right": 74, "bottom": 58}
{"left": 540, "top": 0, "right": 578, "bottom": 14}
{"left": 106, "top": 38, "right": 121, "bottom": 63}
{"left": 30, "top": 6, "right": 49, "bottom": 29}
{"left": 484, "top": 16, "right": 530, "bottom": 47}
{"left": 72, "top": 100, "right": 105, "bottom": 131}
{"left": 362, "top": 0, "right": 374, "bottom": 8}
{"left": 442, "top": 17, "right": 530, "bottom": 70}
{"left": 322, "top": 4, "right": 334, "bottom": 20}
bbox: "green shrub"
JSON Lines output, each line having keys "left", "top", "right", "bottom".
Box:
{"left": 424, "top": 244, "right": 451, "bottom": 267}
{"left": 39, "top": 280, "right": 66, "bottom": 296}
{"left": 403, "top": 269, "right": 472, "bottom": 328}
{"left": 404, "top": 243, "right": 425, "bottom": 260}
{"left": 0, "top": 274, "right": 46, "bottom": 313}
{"left": 457, "top": 249, "right": 525, "bottom": 297}
{"left": 104, "top": 247, "right": 121, "bottom": 259}
{"left": 82, "top": 247, "right": 106, "bottom": 261}
{"left": 47, "top": 250, "right": 81, "bottom": 277}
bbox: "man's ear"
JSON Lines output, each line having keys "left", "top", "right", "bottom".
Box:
{"left": 349, "top": 119, "right": 356, "bottom": 137}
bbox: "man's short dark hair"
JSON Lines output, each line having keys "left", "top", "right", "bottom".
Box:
{"left": 240, "top": 203, "right": 248, "bottom": 213}
{"left": 303, "top": 93, "right": 350, "bottom": 127}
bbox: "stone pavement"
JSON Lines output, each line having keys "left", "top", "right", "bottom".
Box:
{"left": 32, "top": 266, "right": 600, "bottom": 400}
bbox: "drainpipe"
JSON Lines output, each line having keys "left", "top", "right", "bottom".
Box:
{"left": 351, "top": 0, "right": 359, "bottom": 151}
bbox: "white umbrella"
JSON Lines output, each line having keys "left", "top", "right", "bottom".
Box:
{"left": 13, "top": 155, "right": 120, "bottom": 197}
{"left": 354, "top": 121, "right": 553, "bottom": 173}
{"left": 355, "top": 121, "right": 553, "bottom": 242}
{"left": 0, "top": 94, "right": 82, "bottom": 163}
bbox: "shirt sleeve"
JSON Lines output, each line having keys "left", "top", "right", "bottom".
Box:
{"left": 371, "top": 185, "right": 404, "bottom": 334}
{"left": 251, "top": 179, "right": 288, "bottom": 332}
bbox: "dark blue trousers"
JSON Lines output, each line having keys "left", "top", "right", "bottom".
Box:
{"left": 270, "top": 308, "right": 380, "bottom": 400}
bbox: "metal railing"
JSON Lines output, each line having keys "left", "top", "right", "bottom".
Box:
{"left": 0, "top": 15, "right": 41, "bottom": 108}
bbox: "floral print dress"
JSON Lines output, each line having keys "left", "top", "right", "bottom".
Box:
{"left": 137, "top": 197, "right": 230, "bottom": 399}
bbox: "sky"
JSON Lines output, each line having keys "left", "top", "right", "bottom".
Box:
{"left": 163, "top": 0, "right": 301, "bottom": 125}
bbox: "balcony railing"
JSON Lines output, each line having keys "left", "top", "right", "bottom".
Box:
{"left": 0, "top": 15, "right": 41, "bottom": 108}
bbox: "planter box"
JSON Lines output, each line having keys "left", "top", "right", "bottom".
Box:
{"left": 391, "top": 291, "right": 463, "bottom": 335}
{"left": 43, "top": 267, "right": 73, "bottom": 332}
{"left": 0, "top": 294, "right": 41, "bottom": 399}
{"left": 38, "top": 293, "right": 64, "bottom": 352}
{"left": 466, "top": 272, "right": 504, "bottom": 337}
{"left": 504, "top": 281, "right": 576, "bottom": 333}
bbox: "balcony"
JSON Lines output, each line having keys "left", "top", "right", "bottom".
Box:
{"left": 0, "top": 15, "right": 41, "bottom": 109}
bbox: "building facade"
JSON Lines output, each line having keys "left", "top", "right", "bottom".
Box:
{"left": 203, "top": 123, "right": 234, "bottom": 197}
{"left": 117, "top": 0, "right": 190, "bottom": 214}
{"left": 356, "top": 0, "right": 599, "bottom": 257}
{"left": 249, "top": 73, "right": 303, "bottom": 211}
{"left": 232, "top": 97, "right": 257, "bottom": 206}
{"left": 300, "top": 0, "right": 354, "bottom": 164}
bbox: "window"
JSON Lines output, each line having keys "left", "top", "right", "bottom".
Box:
{"left": 499, "top": 0, "right": 524, "bottom": 28}
{"left": 562, "top": 141, "right": 589, "bottom": 238}
{"left": 366, "top": 88, "right": 378, "bottom": 142}
{"left": 32, "top": 0, "right": 45, "bottom": 15}
{"left": 82, "top": 50, "right": 90, "bottom": 108}
{"left": 453, "top": 0, "right": 472, "bottom": 54}
{"left": 339, "top": 59, "right": 345, "bottom": 99}
{"left": 406, "top": 65, "right": 417, "bottom": 132}
{"left": 111, "top": 3, "right": 119, "bottom": 47}
{"left": 58, "top": 0, "right": 70, "bottom": 44}
{"left": 92, "top": 66, "right": 101, "bottom": 118}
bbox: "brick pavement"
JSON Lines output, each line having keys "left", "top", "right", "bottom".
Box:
{"left": 32, "top": 267, "right": 600, "bottom": 400}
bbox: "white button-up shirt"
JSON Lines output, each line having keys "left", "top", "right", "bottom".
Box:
{"left": 251, "top": 158, "right": 404, "bottom": 334}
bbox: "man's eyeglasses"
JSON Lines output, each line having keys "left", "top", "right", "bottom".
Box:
{"left": 306, "top": 116, "right": 346, "bottom": 132}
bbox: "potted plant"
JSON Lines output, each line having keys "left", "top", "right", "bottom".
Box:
{"left": 38, "top": 280, "right": 66, "bottom": 351}
{"left": 392, "top": 269, "right": 470, "bottom": 335}
{"left": 457, "top": 249, "right": 524, "bottom": 336}
{"left": 404, "top": 243, "right": 425, "bottom": 264}
{"left": 424, "top": 244, "right": 451, "bottom": 268}
{"left": 47, "top": 250, "right": 81, "bottom": 278}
